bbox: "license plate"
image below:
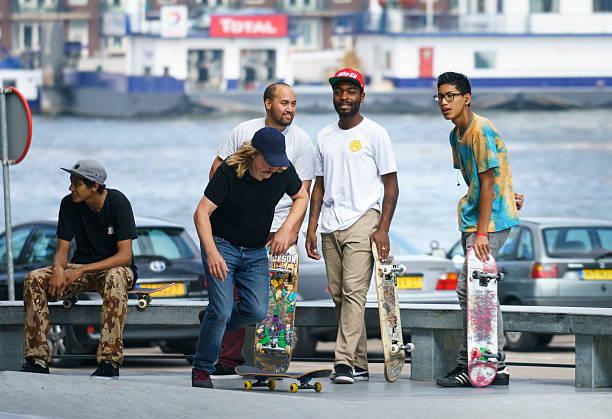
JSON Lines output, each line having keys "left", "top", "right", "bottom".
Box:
{"left": 396, "top": 276, "right": 423, "bottom": 290}
{"left": 137, "top": 282, "right": 186, "bottom": 297}
{"left": 581, "top": 269, "right": 612, "bottom": 280}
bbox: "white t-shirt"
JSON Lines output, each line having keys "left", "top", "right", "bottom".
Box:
{"left": 217, "top": 118, "right": 315, "bottom": 232}
{"left": 315, "top": 117, "right": 397, "bottom": 233}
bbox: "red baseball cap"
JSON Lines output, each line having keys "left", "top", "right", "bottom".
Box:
{"left": 329, "top": 68, "right": 365, "bottom": 92}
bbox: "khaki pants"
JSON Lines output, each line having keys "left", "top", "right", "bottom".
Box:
{"left": 321, "top": 209, "right": 379, "bottom": 369}
{"left": 23, "top": 264, "right": 134, "bottom": 365}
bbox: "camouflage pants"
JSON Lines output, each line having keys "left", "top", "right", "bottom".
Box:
{"left": 23, "top": 264, "right": 134, "bottom": 365}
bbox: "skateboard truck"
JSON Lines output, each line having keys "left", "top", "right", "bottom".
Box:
{"left": 472, "top": 270, "right": 504, "bottom": 287}
{"left": 470, "top": 347, "right": 506, "bottom": 362}
{"left": 382, "top": 263, "right": 407, "bottom": 276}
{"left": 390, "top": 341, "right": 415, "bottom": 355}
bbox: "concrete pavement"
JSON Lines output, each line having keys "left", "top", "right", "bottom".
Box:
{"left": 1, "top": 367, "right": 611, "bottom": 419}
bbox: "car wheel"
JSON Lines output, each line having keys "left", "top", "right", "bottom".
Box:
{"left": 48, "top": 325, "right": 82, "bottom": 367}
{"left": 537, "top": 334, "right": 553, "bottom": 347}
{"left": 291, "top": 327, "right": 318, "bottom": 358}
{"left": 504, "top": 331, "right": 539, "bottom": 352}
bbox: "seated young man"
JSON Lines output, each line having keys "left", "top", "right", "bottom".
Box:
{"left": 21, "top": 159, "right": 138, "bottom": 379}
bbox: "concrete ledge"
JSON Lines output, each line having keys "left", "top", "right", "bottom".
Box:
{"left": 1, "top": 300, "right": 611, "bottom": 387}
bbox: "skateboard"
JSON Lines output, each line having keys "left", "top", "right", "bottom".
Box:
{"left": 62, "top": 282, "right": 176, "bottom": 310}
{"left": 466, "top": 247, "right": 505, "bottom": 387}
{"left": 235, "top": 365, "right": 331, "bottom": 393}
{"left": 372, "top": 243, "right": 415, "bottom": 383}
{"left": 253, "top": 244, "right": 299, "bottom": 373}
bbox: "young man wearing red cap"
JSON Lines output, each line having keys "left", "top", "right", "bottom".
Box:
{"left": 306, "top": 69, "right": 399, "bottom": 384}
{"left": 202, "top": 82, "right": 315, "bottom": 378}
{"left": 192, "top": 127, "right": 308, "bottom": 388}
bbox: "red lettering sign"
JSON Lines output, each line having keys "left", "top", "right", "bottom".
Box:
{"left": 210, "top": 15, "right": 288, "bottom": 38}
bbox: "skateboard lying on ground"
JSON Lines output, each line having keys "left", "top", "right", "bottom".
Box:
{"left": 466, "top": 247, "right": 505, "bottom": 387}
{"left": 372, "top": 243, "right": 415, "bottom": 383}
{"left": 62, "top": 282, "right": 176, "bottom": 310}
{"left": 253, "top": 244, "right": 299, "bottom": 373}
{"left": 235, "top": 365, "right": 331, "bottom": 393}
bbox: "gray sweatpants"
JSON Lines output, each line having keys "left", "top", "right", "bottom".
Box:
{"left": 456, "top": 229, "right": 510, "bottom": 367}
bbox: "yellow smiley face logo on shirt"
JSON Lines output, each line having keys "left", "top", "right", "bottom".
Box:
{"left": 349, "top": 140, "right": 362, "bottom": 152}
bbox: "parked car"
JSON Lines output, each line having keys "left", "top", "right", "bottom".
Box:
{"left": 446, "top": 217, "right": 612, "bottom": 351}
{"left": 294, "top": 230, "right": 458, "bottom": 357}
{"left": 0, "top": 217, "right": 206, "bottom": 364}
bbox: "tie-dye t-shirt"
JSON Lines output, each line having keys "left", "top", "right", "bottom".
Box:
{"left": 450, "top": 113, "right": 519, "bottom": 232}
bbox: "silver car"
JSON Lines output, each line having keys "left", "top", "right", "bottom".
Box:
{"left": 447, "top": 217, "right": 612, "bottom": 351}
{"left": 294, "top": 230, "right": 458, "bottom": 356}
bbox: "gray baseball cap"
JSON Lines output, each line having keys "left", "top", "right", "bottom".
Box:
{"left": 61, "top": 159, "right": 107, "bottom": 185}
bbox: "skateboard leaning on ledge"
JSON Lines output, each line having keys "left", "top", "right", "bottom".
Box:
{"left": 62, "top": 282, "right": 176, "bottom": 310}
{"left": 372, "top": 242, "right": 415, "bottom": 383}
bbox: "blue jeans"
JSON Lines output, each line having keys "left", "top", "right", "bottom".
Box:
{"left": 193, "top": 236, "right": 269, "bottom": 373}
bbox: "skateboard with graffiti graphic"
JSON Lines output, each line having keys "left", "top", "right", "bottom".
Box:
{"left": 253, "top": 244, "right": 299, "bottom": 373}
{"left": 372, "top": 243, "right": 415, "bottom": 383}
{"left": 466, "top": 247, "right": 505, "bottom": 387}
{"left": 235, "top": 365, "right": 331, "bottom": 393}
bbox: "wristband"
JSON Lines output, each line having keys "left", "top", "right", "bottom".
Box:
{"left": 476, "top": 233, "right": 488, "bottom": 238}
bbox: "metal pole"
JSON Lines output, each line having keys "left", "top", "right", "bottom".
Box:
{"left": 0, "top": 88, "right": 15, "bottom": 301}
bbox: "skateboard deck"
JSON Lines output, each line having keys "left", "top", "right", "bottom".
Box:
{"left": 372, "top": 243, "right": 415, "bottom": 383}
{"left": 466, "top": 247, "right": 505, "bottom": 387}
{"left": 235, "top": 365, "right": 331, "bottom": 393}
{"left": 62, "top": 282, "right": 176, "bottom": 310}
{"left": 253, "top": 244, "right": 299, "bottom": 373}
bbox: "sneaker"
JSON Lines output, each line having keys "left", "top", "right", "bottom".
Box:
{"left": 354, "top": 366, "right": 369, "bottom": 382}
{"left": 435, "top": 364, "right": 471, "bottom": 387}
{"left": 333, "top": 364, "right": 354, "bottom": 384}
{"left": 192, "top": 368, "right": 213, "bottom": 388}
{"left": 211, "top": 363, "right": 239, "bottom": 379}
{"left": 91, "top": 360, "right": 119, "bottom": 379}
{"left": 491, "top": 366, "right": 510, "bottom": 385}
{"left": 20, "top": 358, "right": 49, "bottom": 374}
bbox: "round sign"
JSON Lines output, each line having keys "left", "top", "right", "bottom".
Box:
{"left": 1, "top": 86, "right": 32, "bottom": 165}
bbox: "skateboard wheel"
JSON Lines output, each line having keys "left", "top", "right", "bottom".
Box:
{"left": 498, "top": 351, "right": 506, "bottom": 362}
{"left": 472, "top": 271, "right": 481, "bottom": 279}
{"left": 383, "top": 266, "right": 392, "bottom": 275}
{"left": 498, "top": 272, "right": 505, "bottom": 282}
{"left": 62, "top": 299, "right": 73, "bottom": 309}
{"left": 256, "top": 343, "right": 262, "bottom": 353}
{"left": 290, "top": 383, "right": 298, "bottom": 393}
{"left": 268, "top": 379, "right": 276, "bottom": 391}
{"left": 405, "top": 343, "right": 415, "bottom": 353}
{"left": 137, "top": 299, "right": 147, "bottom": 309}
{"left": 284, "top": 346, "right": 291, "bottom": 355}
{"left": 314, "top": 382, "right": 322, "bottom": 392}
{"left": 398, "top": 265, "right": 407, "bottom": 274}
{"left": 471, "top": 348, "right": 482, "bottom": 359}
{"left": 390, "top": 344, "right": 400, "bottom": 354}
{"left": 244, "top": 381, "right": 252, "bottom": 391}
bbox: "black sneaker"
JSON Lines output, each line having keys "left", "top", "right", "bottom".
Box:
{"left": 91, "top": 360, "right": 119, "bottom": 379}
{"left": 333, "top": 364, "right": 354, "bottom": 384}
{"left": 20, "top": 358, "right": 49, "bottom": 374}
{"left": 435, "top": 364, "right": 471, "bottom": 387}
{"left": 211, "top": 363, "right": 239, "bottom": 379}
{"left": 491, "top": 366, "right": 510, "bottom": 385}
{"left": 354, "top": 366, "right": 369, "bottom": 382}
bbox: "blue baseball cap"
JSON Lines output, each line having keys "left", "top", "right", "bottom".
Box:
{"left": 251, "top": 127, "right": 290, "bottom": 167}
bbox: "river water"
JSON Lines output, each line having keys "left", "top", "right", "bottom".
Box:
{"left": 4, "top": 109, "right": 612, "bottom": 253}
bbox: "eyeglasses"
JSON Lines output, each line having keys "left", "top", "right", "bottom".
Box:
{"left": 433, "top": 92, "right": 463, "bottom": 103}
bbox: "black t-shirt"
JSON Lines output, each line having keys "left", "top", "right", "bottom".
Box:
{"left": 205, "top": 161, "right": 302, "bottom": 248}
{"left": 57, "top": 189, "right": 138, "bottom": 281}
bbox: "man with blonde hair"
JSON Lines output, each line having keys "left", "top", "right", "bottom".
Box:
{"left": 192, "top": 127, "right": 308, "bottom": 389}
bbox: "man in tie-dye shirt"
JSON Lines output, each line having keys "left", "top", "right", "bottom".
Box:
{"left": 434, "top": 72, "right": 524, "bottom": 388}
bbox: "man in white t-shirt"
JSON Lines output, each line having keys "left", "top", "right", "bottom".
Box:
{"left": 203, "top": 82, "right": 315, "bottom": 377}
{"left": 306, "top": 68, "right": 399, "bottom": 384}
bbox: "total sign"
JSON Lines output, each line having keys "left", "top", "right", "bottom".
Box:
{"left": 210, "top": 15, "right": 288, "bottom": 38}
{"left": 161, "top": 5, "right": 188, "bottom": 38}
